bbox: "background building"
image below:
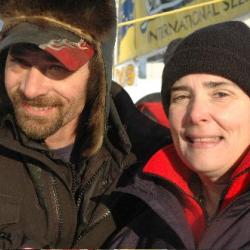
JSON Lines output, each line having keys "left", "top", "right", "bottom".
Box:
{"left": 114, "top": 0, "right": 250, "bottom": 102}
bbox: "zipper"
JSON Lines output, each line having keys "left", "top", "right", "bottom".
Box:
{"left": 50, "top": 175, "right": 63, "bottom": 245}
{"left": 68, "top": 162, "right": 78, "bottom": 196}
{"left": 0, "top": 232, "right": 11, "bottom": 242}
{"left": 148, "top": 173, "right": 206, "bottom": 208}
{"left": 72, "top": 169, "right": 77, "bottom": 196}
{"left": 154, "top": 173, "right": 210, "bottom": 216}
{"left": 23, "top": 160, "right": 65, "bottom": 246}
{"left": 70, "top": 159, "right": 86, "bottom": 197}
{"left": 76, "top": 160, "right": 109, "bottom": 208}
{"left": 173, "top": 181, "right": 209, "bottom": 222}
{"left": 75, "top": 208, "right": 111, "bottom": 242}
{"left": 173, "top": 167, "right": 250, "bottom": 226}
{"left": 73, "top": 160, "right": 110, "bottom": 243}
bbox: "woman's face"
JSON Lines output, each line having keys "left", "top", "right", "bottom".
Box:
{"left": 168, "top": 74, "right": 250, "bottom": 181}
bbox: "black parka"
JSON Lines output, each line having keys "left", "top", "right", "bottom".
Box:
{"left": 0, "top": 1, "right": 172, "bottom": 247}
{"left": 0, "top": 82, "right": 170, "bottom": 249}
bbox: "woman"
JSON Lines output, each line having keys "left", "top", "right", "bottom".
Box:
{"left": 107, "top": 21, "right": 250, "bottom": 249}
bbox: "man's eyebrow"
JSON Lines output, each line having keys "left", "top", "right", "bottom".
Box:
{"left": 10, "top": 47, "right": 60, "bottom": 64}
{"left": 43, "top": 54, "right": 61, "bottom": 64}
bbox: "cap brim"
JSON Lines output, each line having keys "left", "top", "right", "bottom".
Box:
{"left": 0, "top": 22, "right": 94, "bottom": 71}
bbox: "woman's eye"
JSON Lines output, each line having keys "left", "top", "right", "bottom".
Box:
{"left": 171, "top": 94, "right": 190, "bottom": 103}
{"left": 214, "top": 91, "right": 230, "bottom": 98}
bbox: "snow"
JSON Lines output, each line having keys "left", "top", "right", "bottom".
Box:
{"left": 124, "top": 77, "right": 162, "bottom": 103}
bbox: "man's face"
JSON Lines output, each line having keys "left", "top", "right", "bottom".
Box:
{"left": 5, "top": 44, "right": 90, "bottom": 141}
{"left": 168, "top": 73, "right": 250, "bottom": 181}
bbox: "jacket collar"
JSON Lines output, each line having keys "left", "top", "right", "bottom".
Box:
{"left": 143, "top": 144, "right": 250, "bottom": 208}
{"left": 143, "top": 144, "right": 194, "bottom": 196}
{"left": 143, "top": 144, "right": 250, "bottom": 243}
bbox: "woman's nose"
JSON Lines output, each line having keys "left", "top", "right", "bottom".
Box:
{"left": 186, "top": 97, "right": 211, "bottom": 125}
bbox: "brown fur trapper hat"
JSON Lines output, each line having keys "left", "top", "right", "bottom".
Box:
{"left": 0, "top": 0, "right": 116, "bottom": 40}
{"left": 0, "top": 0, "right": 117, "bottom": 158}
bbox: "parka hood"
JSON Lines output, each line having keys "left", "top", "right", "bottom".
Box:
{"left": 0, "top": 0, "right": 117, "bottom": 158}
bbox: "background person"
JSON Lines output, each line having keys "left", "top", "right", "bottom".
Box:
{"left": 136, "top": 92, "right": 170, "bottom": 127}
{"left": 135, "top": 38, "right": 183, "bottom": 128}
{"left": 0, "top": 0, "right": 170, "bottom": 248}
{"left": 107, "top": 21, "right": 250, "bottom": 249}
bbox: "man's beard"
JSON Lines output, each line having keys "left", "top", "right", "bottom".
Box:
{"left": 11, "top": 90, "right": 65, "bottom": 140}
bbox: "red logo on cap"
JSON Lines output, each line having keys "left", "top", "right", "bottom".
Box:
{"left": 39, "top": 39, "right": 94, "bottom": 71}
{"left": 40, "top": 39, "right": 90, "bottom": 51}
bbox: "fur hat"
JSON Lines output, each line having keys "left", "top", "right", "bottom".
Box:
{"left": 161, "top": 21, "right": 250, "bottom": 115}
{"left": 0, "top": 0, "right": 117, "bottom": 158}
{"left": 0, "top": 0, "right": 116, "bottom": 40}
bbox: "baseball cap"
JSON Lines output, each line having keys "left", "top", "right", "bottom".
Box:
{"left": 0, "top": 22, "right": 94, "bottom": 71}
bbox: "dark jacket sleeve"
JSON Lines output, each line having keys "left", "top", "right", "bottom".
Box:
{"left": 104, "top": 205, "right": 179, "bottom": 249}
{"left": 110, "top": 81, "right": 172, "bottom": 162}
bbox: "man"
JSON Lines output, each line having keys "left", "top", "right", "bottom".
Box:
{"left": 0, "top": 0, "right": 170, "bottom": 248}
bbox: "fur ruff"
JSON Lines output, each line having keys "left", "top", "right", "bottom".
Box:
{"left": 0, "top": 0, "right": 116, "bottom": 40}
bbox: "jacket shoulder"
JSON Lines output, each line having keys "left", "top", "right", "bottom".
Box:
{"left": 110, "top": 81, "right": 171, "bottom": 161}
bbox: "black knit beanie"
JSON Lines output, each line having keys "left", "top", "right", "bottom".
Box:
{"left": 161, "top": 21, "right": 250, "bottom": 115}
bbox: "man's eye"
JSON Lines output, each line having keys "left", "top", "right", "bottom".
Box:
{"left": 48, "top": 65, "right": 68, "bottom": 72}
{"left": 10, "top": 57, "right": 30, "bottom": 67}
{"left": 46, "top": 65, "right": 71, "bottom": 79}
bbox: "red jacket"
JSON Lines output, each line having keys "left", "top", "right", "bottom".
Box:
{"left": 107, "top": 144, "right": 250, "bottom": 249}
{"left": 137, "top": 102, "right": 170, "bottom": 127}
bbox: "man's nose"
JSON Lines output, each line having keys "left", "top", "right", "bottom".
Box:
{"left": 19, "top": 66, "right": 50, "bottom": 99}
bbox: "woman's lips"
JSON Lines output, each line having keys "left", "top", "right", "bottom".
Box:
{"left": 185, "top": 135, "right": 224, "bottom": 148}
